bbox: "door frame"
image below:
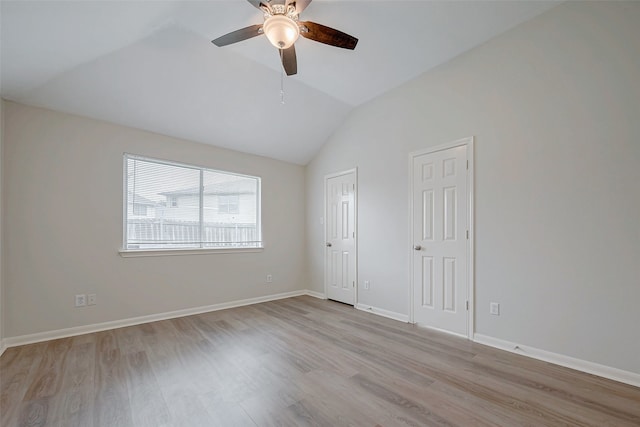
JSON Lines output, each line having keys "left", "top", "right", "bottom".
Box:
{"left": 408, "top": 137, "right": 475, "bottom": 338}
{"left": 324, "top": 168, "right": 358, "bottom": 305}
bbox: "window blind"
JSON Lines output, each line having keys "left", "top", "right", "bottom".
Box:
{"left": 124, "top": 154, "right": 261, "bottom": 250}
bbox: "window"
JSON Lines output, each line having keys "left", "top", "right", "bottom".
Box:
{"left": 132, "top": 203, "right": 148, "bottom": 216}
{"left": 124, "top": 154, "right": 261, "bottom": 251}
{"left": 218, "top": 195, "right": 239, "bottom": 214}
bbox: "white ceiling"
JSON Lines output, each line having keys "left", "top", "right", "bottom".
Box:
{"left": 1, "top": 0, "right": 559, "bottom": 165}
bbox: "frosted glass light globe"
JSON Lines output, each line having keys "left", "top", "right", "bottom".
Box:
{"left": 263, "top": 15, "right": 300, "bottom": 49}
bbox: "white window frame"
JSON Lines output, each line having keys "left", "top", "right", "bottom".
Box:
{"left": 120, "top": 153, "right": 263, "bottom": 257}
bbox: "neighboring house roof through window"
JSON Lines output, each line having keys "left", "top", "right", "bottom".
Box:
{"left": 160, "top": 180, "right": 257, "bottom": 197}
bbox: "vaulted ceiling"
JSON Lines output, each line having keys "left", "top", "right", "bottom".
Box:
{"left": 1, "top": 0, "right": 559, "bottom": 164}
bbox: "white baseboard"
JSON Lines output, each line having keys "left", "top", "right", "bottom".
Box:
{"left": 3, "top": 290, "right": 320, "bottom": 349}
{"left": 0, "top": 339, "right": 6, "bottom": 357}
{"left": 473, "top": 333, "right": 640, "bottom": 388}
{"left": 355, "top": 303, "right": 409, "bottom": 323}
{"left": 417, "top": 324, "right": 469, "bottom": 340}
{"left": 305, "top": 290, "right": 326, "bottom": 299}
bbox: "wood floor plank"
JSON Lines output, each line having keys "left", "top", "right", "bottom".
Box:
{"left": 198, "top": 400, "right": 257, "bottom": 427}
{"left": 238, "top": 384, "right": 304, "bottom": 426}
{"left": 293, "top": 369, "right": 389, "bottom": 426}
{"left": 17, "top": 397, "right": 49, "bottom": 427}
{"left": 1, "top": 295, "right": 639, "bottom": 426}
{"left": 1, "top": 344, "right": 47, "bottom": 426}
{"left": 47, "top": 338, "right": 96, "bottom": 427}
{"left": 124, "top": 351, "right": 171, "bottom": 427}
{"left": 93, "top": 330, "right": 133, "bottom": 427}
{"left": 22, "top": 339, "right": 72, "bottom": 401}
{"left": 113, "top": 326, "right": 148, "bottom": 357}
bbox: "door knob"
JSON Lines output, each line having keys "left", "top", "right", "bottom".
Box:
{"left": 414, "top": 245, "right": 422, "bottom": 251}
{"left": 326, "top": 243, "right": 332, "bottom": 247}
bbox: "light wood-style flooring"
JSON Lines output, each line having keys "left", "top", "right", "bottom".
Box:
{"left": 1, "top": 296, "right": 639, "bottom": 426}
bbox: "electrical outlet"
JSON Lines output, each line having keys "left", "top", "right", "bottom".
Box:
{"left": 75, "top": 294, "right": 86, "bottom": 307}
{"left": 490, "top": 302, "right": 500, "bottom": 316}
{"left": 364, "top": 280, "right": 370, "bottom": 290}
{"left": 266, "top": 274, "right": 273, "bottom": 283}
{"left": 87, "top": 293, "right": 97, "bottom": 306}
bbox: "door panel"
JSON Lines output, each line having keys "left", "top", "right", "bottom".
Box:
{"left": 326, "top": 172, "right": 356, "bottom": 305}
{"left": 422, "top": 256, "right": 434, "bottom": 307}
{"left": 422, "top": 190, "right": 434, "bottom": 240}
{"left": 413, "top": 145, "right": 468, "bottom": 335}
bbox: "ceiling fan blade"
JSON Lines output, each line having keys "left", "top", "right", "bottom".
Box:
{"left": 247, "top": 0, "right": 274, "bottom": 14}
{"left": 212, "top": 24, "right": 263, "bottom": 47}
{"left": 288, "top": 0, "right": 312, "bottom": 14}
{"left": 299, "top": 21, "right": 358, "bottom": 50}
{"left": 250, "top": 0, "right": 285, "bottom": 9}
{"left": 280, "top": 45, "right": 297, "bottom": 76}
{"left": 246, "top": 0, "right": 270, "bottom": 9}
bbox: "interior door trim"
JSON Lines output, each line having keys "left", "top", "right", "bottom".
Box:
{"left": 408, "top": 137, "right": 474, "bottom": 338}
{"left": 324, "top": 168, "right": 358, "bottom": 305}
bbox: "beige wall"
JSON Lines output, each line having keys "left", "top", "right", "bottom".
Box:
{"left": 3, "top": 102, "right": 306, "bottom": 337}
{"left": 306, "top": 1, "right": 640, "bottom": 373}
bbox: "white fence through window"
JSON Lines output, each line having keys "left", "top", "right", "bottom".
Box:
{"left": 127, "top": 219, "right": 258, "bottom": 249}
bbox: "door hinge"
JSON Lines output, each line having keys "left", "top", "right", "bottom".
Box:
{"left": 353, "top": 281, "right": 355, "bottom": 288}
{"left": 467, "top": 160, "right": 469, "bottom": 170}
{"left": 466, "top": 230, "right": 469, "bottom": 239}
{"left": 466, "top": 300, "right": 469, "bottom": 310}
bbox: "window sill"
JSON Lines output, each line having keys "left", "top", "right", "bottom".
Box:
{"left": 119, "top": 247, "right": 264, "bottom": 258}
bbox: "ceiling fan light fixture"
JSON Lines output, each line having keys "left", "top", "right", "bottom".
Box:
{"left": 263, "top": 15, "right": 300, "bottom": 49}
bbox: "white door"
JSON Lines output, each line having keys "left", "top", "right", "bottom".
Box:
{"left": 325, "top": 171, "right": 356, "bottom": 305}
{"left": 412, "top": 143, "right": 469, "bottom": 336}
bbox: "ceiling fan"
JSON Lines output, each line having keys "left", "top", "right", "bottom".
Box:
{"left": 211, "top": 0, "right": 358, "bottom": 76}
